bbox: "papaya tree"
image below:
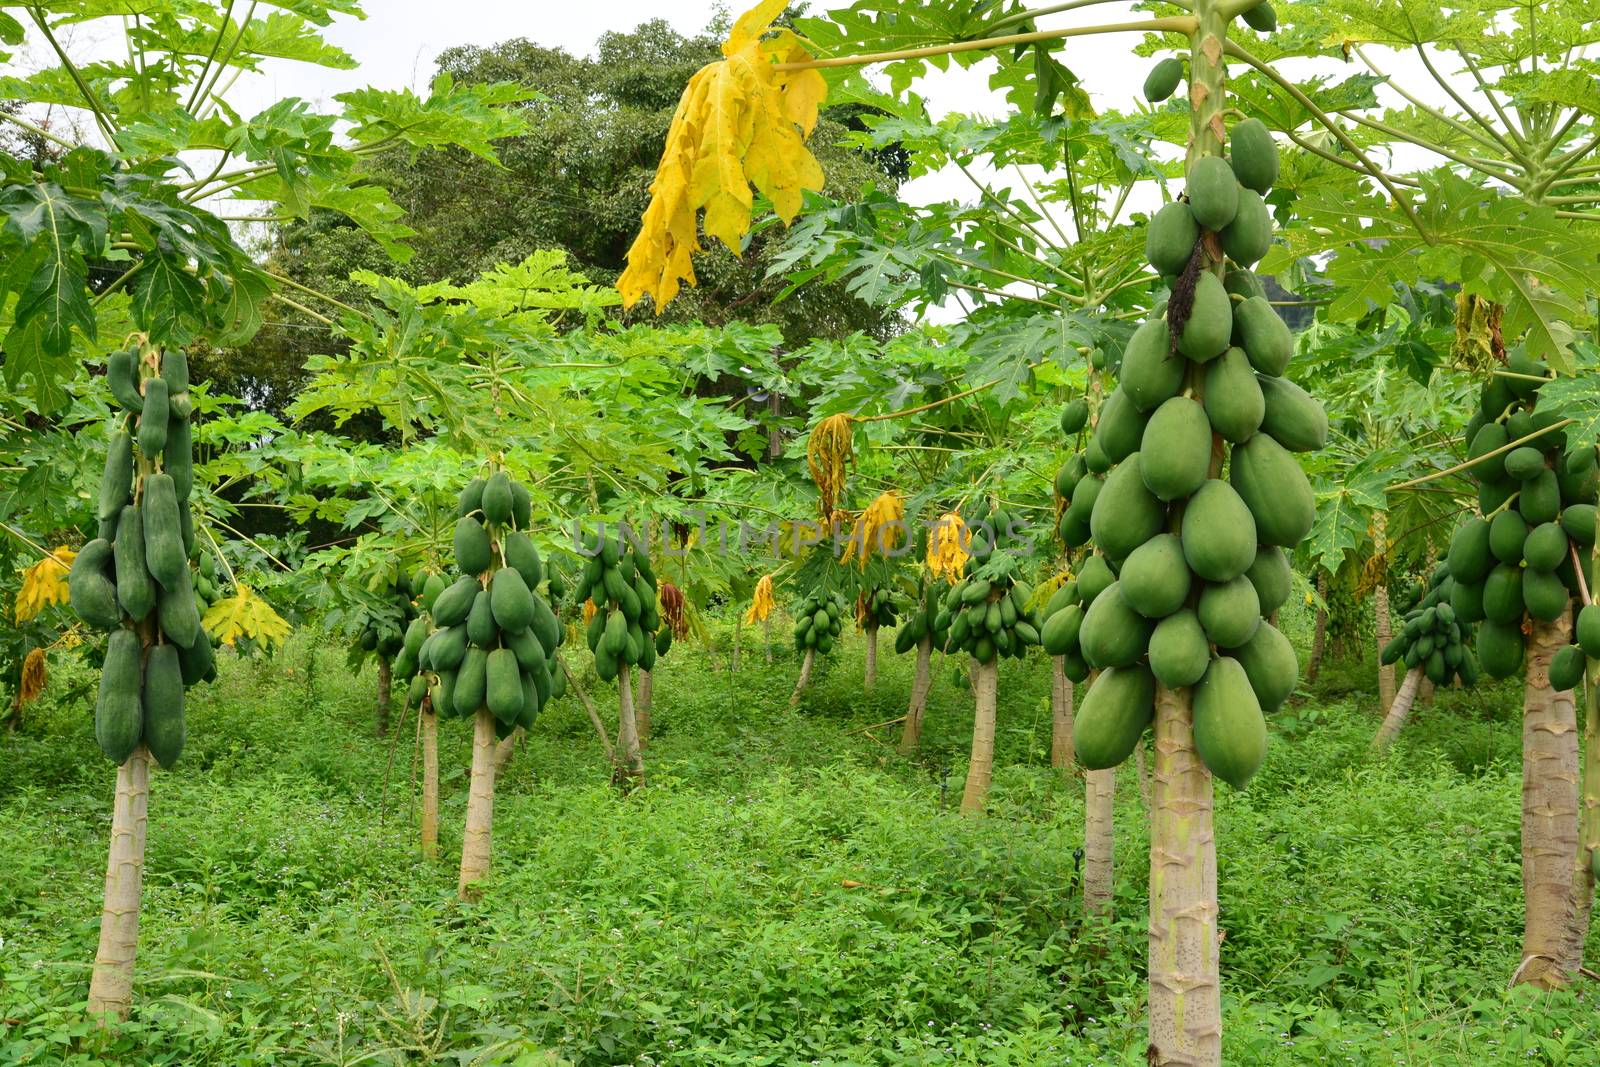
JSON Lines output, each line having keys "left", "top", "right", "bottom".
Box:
{"left": 574, "top": 526, "right": 662, "bottom": 785}
{"left": 1371, "top": 560, "right": 1482, "bottom": 753}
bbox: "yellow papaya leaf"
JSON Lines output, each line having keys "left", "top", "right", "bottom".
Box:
{"left": 618, "top": 0, "right": 827, "bottom": 311}
{"left": 840, "top": 491, "right": 906, "bottom": 569}
{"left": 806, "top": 413, "right": 855, "bottom": 523}
{"left": 15, "top": 547, "right": 75, "bottom": 623}
{"left": 926, "top": 513, "right": 970, "bottom": 585}
{"left": 744, "top": 573, "right": 776, "bottom": 625}
{"left": 202, "top": 585, "right": 292, "bottom": 651}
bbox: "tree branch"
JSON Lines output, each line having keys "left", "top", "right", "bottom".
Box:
{"left": 776, "top": 16, "right": 1199, "bottom": 71}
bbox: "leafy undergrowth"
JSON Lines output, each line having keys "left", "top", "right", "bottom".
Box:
{"left": 0, "top": 624, "right": 1594, "bottom": 1066}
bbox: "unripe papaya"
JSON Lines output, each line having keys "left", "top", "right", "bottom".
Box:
{"left": 1504, "top": 446, "right": 1546, "bottom": 481}
{"left": 1244, "top": 545, "right": 1291, "bottom": 616}
{"left": 1181, "top": 480, "right": 1257, "bottom": 582}
{"left": 1240, "top": 0, "right": 1276, "bottom": 32}
{"left": 1523, "top": 522, "right": 1567, "bottom": 572}
{"left": 108, "top": 346, "right": 144, "bottom": 412}
{"left": 532, "top": 595, "right": 562, "bottom": 655}
{"left": 432, "top": 576, "right": 480, "bottom": 628}
{"left": 1229, "top": 621, "right": 1297, "bottom": 711}
{"left": 1523, "top": 568, "right": 1568, "bottom": 622}
{"left": 1447, "top": 517, "right": 1494, "bottom": 583}
{"left": 1221, "top": 187, "right": 1271, "bottom": 266}
{"left": 1080, "top": 582, "right": 1154, "bottom": 669}
{"left": 1520, "top": 468, "right": 1561, "bottom": 524}
{"left": 1477, "top": 619, "right": 1524, "bottom": 678}
{"left": 1119, "top": 533, "right": 1191, "bottom": 619}
{"left": 1041, "top": 603, "right": 1084, "bottom": 656}
{"left": 421, "top": 572, "right": 448, "bottom": 613}
{"left": 1078, "top": 554, "right": 1116, "bottom": 605}
{"left": 163, "top": 414, "right": 193, "bottom": 501}
{"left": 1198, "top": 575, "right": 1262, "bottom": 648}
{"left": 1232, "top": 296, "right": 1292, "bottom": 377}
{"left": 457, "top": 478, "right": 486, "bottom": 517}
{"left": 482, "top": 472, "right": 514, "bottom": 526}
{"left": 491, "top": 567, "right": 536, "bottom": 632}
{"left": 142, "top": 644, "right": 185, "bottom": 768}
{"left": 175, "top": 627, "right": 215, "bottom": 686}
{"left": 1482, "top": 563, "right": 1524, "bottom": 624}
{"left": 1489, "top": 511, "right": 1528, "bottom": 563}
{"left": 1577, "top": 603, "right": 1600, "bottom": 657}
{"left": 1090, "top": 454, "right": 1167, "bottom": 561}
{"left": 142, "top": 472, "right": 185, "bottom": 589}
{"left": 1230, "top": 434, "right": 1315, "bottom": 547}
{"left": 1186, "top": 156, "right": 1239, "bottom": 231}
{"left": 1146, "top": 201, "right": 1198, "bottom": 275}
{"left": 1224, "top": 268, "right": 1265, "bottom": 301}
{"left": 96, "top": 630, "right": 145, "bottom": 764}
{"left": 454, "top": 647, "right": 489, "bottom": 715}
{"left": 70, "top": 539, "right": 122, "bottom": 630}
{"left": 1060, "top": 397, "right": 1089, "bottom": 435}
{"left": 1451, "top": 580, "right": 1486, "bottom": 625}
{"left": 1193, "top": 656, "right": 1267, "bottom": 788}
{"left": 115, "top": 505, "right": 156, "bottom": 622}
{"left": 1141, "top": 397, "right": 1212, "bottom": 501}
{"left": 157, "top": 575, "right": 202, "bottom": 650}
{"left": 1142, "top": 56, "right": 1184, "bottom": 102}
{"left": 1177, "top": 272, "right": 1232, "bottom": 361}
{"left": 486, "top": 648, "right": 524, "bottom": 723}
{"left": 1095, "top": 387, "right": 1148, "bottom": 465}
{"left": 1257, "top": 375, "right": 1328, "bottom": 453}
{"left": 1203, "top": 347, "right": 1264, "bottom": 444}
{"left": 467, "top": 589, "right": 498, "bottom": 648}
{"left": 1148, "top": 609, "right": 1210, "bottom": 688}
{"left": 509, "top": 479, "right": 532, "bottom": 530}
{"left": 1121, "top": 318, "right": 1184, "bottom": 412}
{"left": 138, "top": 377, "right": 170, "bottom": 456}
{"left": 454, "top": 516, "right": 492, "bottom": 575}
{"left": 99, "top": 431, "right": 133, "bottom": 523}
{"left": 1074, "top": 665, "right": 1156, "bottom": 770}
{"left": 1229, "top": 117, "right": 1278, "bottom": 193}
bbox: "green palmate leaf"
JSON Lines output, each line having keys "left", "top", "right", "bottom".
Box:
{"left": 336, "top": 73, "right": 536, "bottom": 163}
{"left": 1495, "top": 63, "right": 1600, "bottom": 117}
{"left": 1226, "top": 71, "right": 1384, "bottom": 133}
{"left": 1265, "top": 173, "right": 1593, "bottom": 373}
{"left": 1284, "top": 0, "right": 1486, "bottom": 49}
{"left": 1306, "top": 458, "right": 1389, "bottom": 572}
{"left": 129, "top": 252, "right": 207, "bottom": 345}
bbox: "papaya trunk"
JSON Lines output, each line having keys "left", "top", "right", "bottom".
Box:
{"left": 1083, "top": 768, "right": 1115, "bottom": 919}
{"left": 1149, "top": 685, "right": 1221, "bottom": 1065}
{"left": 1307, "top": 570, "right": 1328, "bottom": 683}
{"left": 457, "top": 710, "right": 497, "bottom": 900}
{"left": 636, "top": 668, "right": 654, "bottom": 746}
{"left": 960, "top": 659, "right": 999, "bottom": 814}
{"left": 420, "top": 701, "right": 439, "bottom": 860}
{"left": 615, "top": 662, "right": 644, "bottom": 784}
{"left": 1419, "top": 677, "right": 1436, "bottom": 706}
{"left": 1050, "top": 656, "right": 1075, "bottom": 770}
{"left": 1515, "top": 615, "right": 1581, "bottom": 988}
{"left": 1566, "top": 658, "right": 1599, "bottom": 973}
{"left": 864, "top": 624, "right": 878, "bottom": 690}
{"left": 899, "top": 636, "right": 933, "bottom": 755}
{"left": 87, "top": 746, "right": 150, "bottom": 1022}
{"left": 376, "top": 656, "right": 392, "bottom": 736}
{"left": 1374, "top": 515, "right": 1394, "bottom": 711}
{"left": 492, "top": 727, "right": 523, "bottom": 772}
{"left": 789, "top": 648, "right": 816, "bottom": 707}
{"left": 1369, "top": 666, "right": 1423, "bottom": 756}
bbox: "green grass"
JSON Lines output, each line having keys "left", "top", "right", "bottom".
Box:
{"left": 1, "top": 621, "right": 1595, "bottom": 1066}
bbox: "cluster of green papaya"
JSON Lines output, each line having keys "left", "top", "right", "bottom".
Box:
{"left": 934, "top": 551, "right": 1042, "bottom": 665}
{"left": 860, "top": 587, "right": 899, "bottom": 630}
{"left": 793, "top": 589, "right": 848, "bottom": 653}
{"left": 410, "top": 474, "right": 562, "bottom": 737}
{"left": 71, "top": 347, "right": 212, "bottom": 768}
{"left": 1380, "top": 562, "right": 1479, "bottom": 687}
{"left": 1451, "top": 353, "right": 1598, "bottom": 681}
{"left": 577, "top": 530, "right": 667, "bottom": 680}
{"left": 355, "top": 573, "right": 421, "bottom": 659}
{"left": 894, "top": 586, "right": 949, "bottom": 654}
{"left": 193, "top": 552, "right": 225, "bottom": 616}
{"left": 1066, "top": 128, "right": 1312, "bottom": 790}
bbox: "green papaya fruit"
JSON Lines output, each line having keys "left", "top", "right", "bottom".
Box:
{"left": 142, "top": 644, "right": 185, "bottom": 768}
{"left": 1181, "top": 479, "right": 1258, "bottom": 582}
{"left": 1041, "top": 603, "right": 1084, "bottom": 656}
{"left": 454, "top": 516, "right": 492, "bottom": 575}
{"left": 1146, "top": 201, "right": 1198, "bottom": 275}
{"left": 1193, "top": 656, "right": 1267, "bottom": 788}
{"left": 1060, "top": 397, "right": 1089, "bottom": 435}
{"left": 1244, "top": 544, "right": 1291, "bottom": 615}
{"left": 1203, "top": 347, "right": 1264, "bottom": 444}
{"left": 1229, "top": 117, "right": 1278, "bottom": 193}
{"left": 1490, "top": 511, "right": 1529, "bottom": 563}
{"left": 1230, "top": 433, "right": 1315, "bottom": 547}
{"left": 1186, "top": 155, "right": 1239, "bottom": 231}
{"left": 176, "top": 628, "right": 215, "bottom": 687}
{"left": 1241, "top": 0, "right": 1276, "bottom": 30}
{"left": 70, "top": 539, "right": 122, "bottom": 630}
{"left": 1576, "top": 604, "right": 1600, "bottom": 657}
{"left": 1450, "top": 580, "right": 1486, "bottom": 625}
{"left": 1096, "top": 387, "right": 1148, "bottom": 465}
{"left": 96, "top": 629, "right": 144, "bottom": 764}
{"left": 421, "top": 572, "right": 448, "bottom": 613}
{"left": 1091, "top": 454, "right": 1167, "bottom": 561}
{"left": 141, "top": 472, "right": 185, "bottom": 590}
{"left": 457, "top": 478, "right": 486, "bottom": 517}
{"left": 1232, "top": 297, "right": 1292, "bottom": 376}
{"left": 1121, "top": 318, "right": 1184, "bottom": 411}
{"left": 99, "top": 431, "right": 133, "bottom": 523}
{"left": 1140, "top": 397, "right": 1213, "bottom": 501}
{"left": 1523, "top": 522, "right": 1568, "bottom": 572}
{"left": 138, "top": 377, "right": 169, "bottom": 456}
{"left": 108, "top": 346, "right": 144, "bottom": 412}
{"left": 490, "top": 567, "right": 536, "bottom": 633}
{"left": 1148, "top": 609, "right": 1210, "bottom": 688}
{"left": 1198, "top": 575, "right": 1261, "bottom": 648}
{"left": 163, "top": 414, "right": 192, "bottom": 502}
{"left": 1505, "top": 446, "right": 1547, "bottom": 481}
{"left": 1224, "top": 268, "right": 1266, "bottom": 301}
{"left": 157, "top": 575, "right": 201, "bottom": 650}
{"left": 432, "top": 576, "right": 480, "bottom": 628}
{"left": 1177, "top": 272, "right": 1232, "bottom": 361}
{"left": 1523, "top": 568, "right": 1569, "bottom": 622}
{"left": 486, "top": 648, "right": 524, "bottom": 724}
{"left": 1229, "top": 622, "right": 1297, "bottom": 711}
{"left": 509, "top": 479, "right": 532, "bottom": 530}
{"left": 1074, "top": 665, "right": 1156, "bottom": 769}
{"left": 1119, "top": 533, "right": 1192, "bottom": 619}
{"left": 1550, "top": 644, "right": 1586, "bottom": 692}
{"left": 115, "top": 506, "right": 156, "bottom": 622}
{"left": 1221, "top": 187, "right": 1271, "bottom": 266}
{"left": 160, "top": 349, "right": 189, "bottom": 394}
{"left": 1477, "top": 619, "right": 1524, "bottom": 678}
{"left": 466, "top": 589, "right": 498, "bottom": 648}
{"left": 454, "top": 647, "right": 489, "bottom": 716}
{"left": 1447, "top": 517, "right": 1493, "bottom": 583}
{"left": 531, "top": 595, "right": 561, "bottom": 655}
{"left": 1079, "top": 582, "right": 1155, "bottom": 669}
{"left": 1142, "top": 56, "right": 1184, "bottom": 103}
{"left": 1482, "top": 563, "right": 1525, "bottom": 624}
{"left": 482, "top": 472, "right": 514, "bottom": 526}
{"left": 1520, "top": 469, "right": 1561, "bottom": 525}
{"left": 1078, "top": 554, "right": 1116, "bottom": 605}
{"left": 1257, "top": 375, "right": 1328, "bottom": 452}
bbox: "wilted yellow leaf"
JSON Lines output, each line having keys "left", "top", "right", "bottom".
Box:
{"left": 19, "top": 647, "right": 47, "bottom": 706}
{"left": 15, "top": 547, "right": 75, "bottom": 623}
{"left": 618, "top": 0, "right": 827, "bottom": 311}
{"left": 926, "top": 513, "right": 970, "bottom": 584}
{"left": 841, "top": 491, "right": 906, "bottom": 569}
{"left": 202, "top": 585, "right": 292, "bottom": 651}
{"left": 744, "top": 573, "right": 776, "bottom": 624}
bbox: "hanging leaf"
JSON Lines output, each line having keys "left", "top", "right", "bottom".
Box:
{"left": 202, "top": 585, "right": 293, "bottom": 650}
{"left": 619, "top": 0, "right": 828, "bottom": 311}
{"left": 18, "top": 647, "right": 47, "bottom": 707}
{"left": 14, "top": 546, "right": 75, "bottom": 623}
